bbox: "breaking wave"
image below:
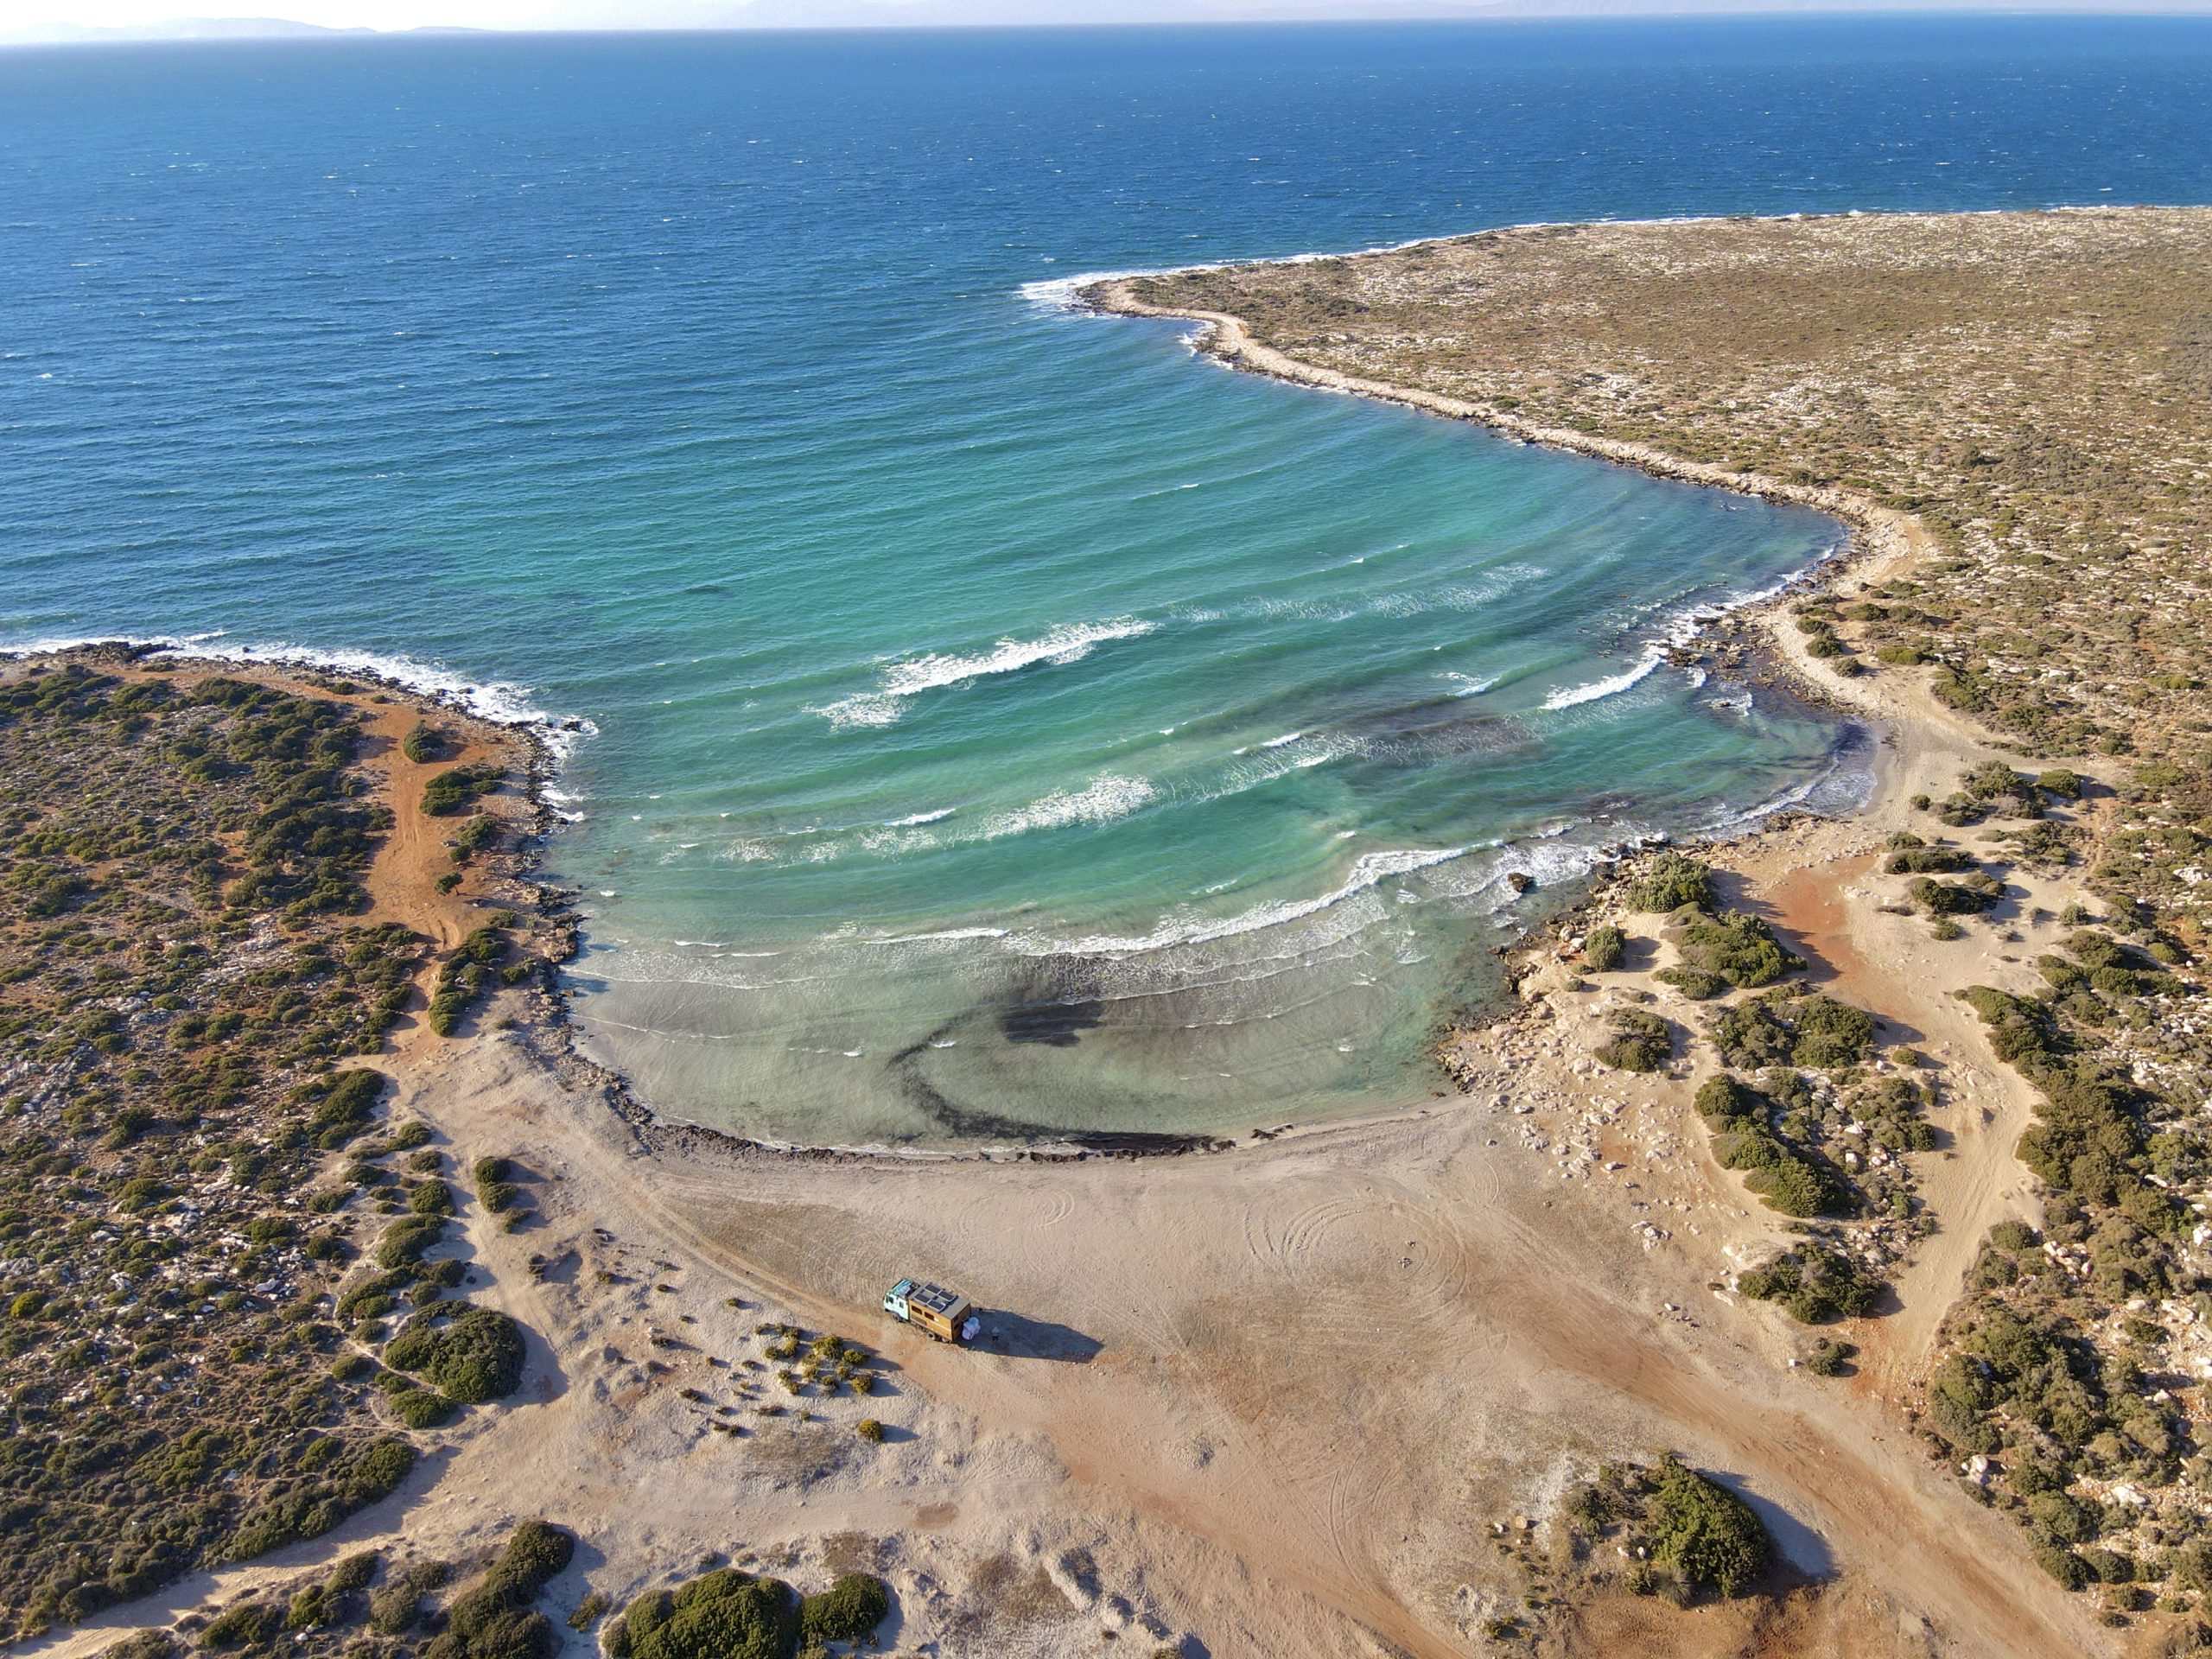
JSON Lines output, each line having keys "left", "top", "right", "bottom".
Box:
{"left": 1541, "top": 651, "right": 1664, "bottom": 711}
{"left": 981, "top": 773, "right": 1156, "bottom": 840}
{"left": 813, "top": 617, "right": 1157, "bottom": 729}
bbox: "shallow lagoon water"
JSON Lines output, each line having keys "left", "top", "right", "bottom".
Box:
{"left": 5, "top": 18, "right": 2209, "bottom": 1140}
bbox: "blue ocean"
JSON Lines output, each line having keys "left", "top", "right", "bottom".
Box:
{"left": 5, "top": 16, "right": 2209, "bottom": 1141}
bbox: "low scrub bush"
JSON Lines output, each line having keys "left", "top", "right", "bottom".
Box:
{"left": 420, "top": 765, "right": 503, "bottom": 817}
{"left": 401, "top": 724, "right": 448, "bottom": 764}
{"left": 1656, "top": 966, "right": 1729, "bottom": 1000}
{"left": 1806, "top": 1337, "right": 1858, "bottom": 1376}
{"left": 1710, "top": 993, "right": 1874, "bottom": 1071}
{"left": 1738, "top": 1243, "right": 1882, "bottom": 1323}
{"left": 797, "top": 1575, "right": 891, "bottom": 1644}
{"left": 1596, "top": 1009, "right": 1671, "bottom": 1073}
{"left": 422, "top": 1520, "right": 574, "bottom": 1659}
{"left": 1911, "top": 875, "right": 2003, "bottom": 916}
{"left": 384, "top": 1304, "right": 525, "bottom": 1404}
{"left": 1673, "top": 909, "right": 1797, "bottom": 988}
{"left": 225, "top": 1439, "right": 416, "bottom": 1560}
{"left": 607, "top": 1567, "right": 892, "bottom": 1659}
{"left": 1718, "top": 1130, "right": 1852, "bottom": 1217}
{"left": 1625, "top": 853, "right": 1715, "bottom": 914}
{"left": 608, "top": 1571, "right": 797, "bottom": 1659}
{"left": 1644, "top": 1456, "right": 1770, "bottom": 1598}
{"left": 1582, "top": 923, "right": 1624, "bottom": 973}
{"left": 1887, "top": 845, "right": 1975, "bottom": 874}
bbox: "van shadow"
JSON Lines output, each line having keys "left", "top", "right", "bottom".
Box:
{"left": 973, "top": 1309, "right": 1103, "bottom": 1363}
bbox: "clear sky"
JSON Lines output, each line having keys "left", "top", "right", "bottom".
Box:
{"left": 3, "top": 0, "right": 2202, "bottom": 37}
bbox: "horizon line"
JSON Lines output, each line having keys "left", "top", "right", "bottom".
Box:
{"left": 10, "top": 3, "right": 2212, "bottom": 41}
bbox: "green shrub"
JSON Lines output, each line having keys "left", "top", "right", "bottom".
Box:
{"left": 378, "top": 1212, "right": 446, "bottom": 1269}
{"left": 1643, "top": 1457, "right": 1770, "bottom": 1598}
{"left": 1582, "top": 923, "right": 1625, "bottom": 972}
{"left": 855, "top": 1418, "right": 885, "bottom": 1443}
{"left": 1805, "top": 1338, "right": 1857, "bottom": 1376}
{"left": 402, "top": 724, "right": 448, "bottom": 764}
{"left": 1989, "top": 1219, "right": 2041, "bottom": 1253}
{"left": 1655, "top": 966, "right": 1730, "bottom": 1000}
{"left": 200, "top": 1602, "right": 280, "bottom": 1649}
{"left": 1710, "top": 993, "right": 1873, "bottom": 1071}
{"left": 486, "top": 1519, "right": 575, "bottom": 1599}
{"left": 1911, "top": 876, "right": 2002, "bottom": 916}
{"left": 1743, "top": 1152, "right": 1852, "bottom": 1218}
{"left": 1694, "top": 1074, "right": 1765, "bottom": 1128}
{"left": 1738, "top": 1244, "right": 1883, "bottom": 1323}
{"left": 450, "top": 813, "right": 501, "bottom": 862}
{"left": 368, "top": 1562, "right": 449, "bottom": 1636}
{"left": 797, "top": 1575, "right": 890, "bottom": 1645}
{"left": 1789, "top": 995, "right": 1876, "bottom": 1070}
{"left": 328, "top": 1552, "right": 379, "bottom": 1594}
{"left": 391, "top": 1389, "right": 457, "bottom": 1429}
{"left": 1596, "top": 1009, "right": 1671, "bottom": 1073}
{"left": 1887, "top": 845, "right": 1975, "bottom": 874}
{"left": 384, "top": 1304, "right": 526, "bottom": 1404}
{"left": 2034, "top": 1543, "right": 2090, "bottom": 1592}
{"left": 613, "top": 1571, "right": 798, "bottom": 1659}
{"left": 224, "top": 1438, "right": 416, "bottom": 1560}
{"left": 421, "top": 765, "right": 503, "bottom": 817}
{"left": 1625, "top": 853, "right": 1715, "bottom": 914}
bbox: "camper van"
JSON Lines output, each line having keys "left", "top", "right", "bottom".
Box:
{"left": 882, "top": 1277, "right": 978, "bottom": 1344}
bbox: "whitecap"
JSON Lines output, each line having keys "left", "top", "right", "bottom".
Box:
{"left": 1541, "top": 652, "right": 1663, "bottom": 711}
{"left": 1029, "top": 844, "right": 1467, "bottom": 957}
{"left": 981, "top": 773, "right": 1155, "bottom": 841}
{"left": 855, "top": 926, "right": 1012, "bottom": 947}
{"left": 812, "top": 616, "right": 1156, "bottom": 729}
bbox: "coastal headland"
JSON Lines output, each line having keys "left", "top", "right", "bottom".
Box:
{"left": 11, "top": 206, "right": 2211, "bottom": 1658}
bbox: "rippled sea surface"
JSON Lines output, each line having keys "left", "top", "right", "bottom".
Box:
{"left": 6, "top": 17, "right": 2210, "bottom": 1141}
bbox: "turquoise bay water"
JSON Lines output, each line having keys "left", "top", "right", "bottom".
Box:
{"left": 5, "top": 18, "right": 2211, "bottom": 1141}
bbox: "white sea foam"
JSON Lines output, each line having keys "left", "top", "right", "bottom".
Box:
{"left": 857, "top": 925, "right": 1011, "bottom": 947}
{"left": 1259, "top": 730, "right": 1304, "bottom": 748}
{"left": 1541, "top": 651, "right": 1663, "bottom": 710}
{"left": 1444, "top": 671, "right": 1500, "bottom": 697}
{"left": 981, "top": 773, "right": 1156, "bottom": 840}
{"left": 813, "top": 616, "right": 1155, "bottom": 729}
{"left": 1027, "top": 844, "right": 1468, "bottom": 957}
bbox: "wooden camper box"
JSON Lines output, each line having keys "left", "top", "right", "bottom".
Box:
{"left": 882, "top": 1276, "right": 972, "bottom": 1343}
